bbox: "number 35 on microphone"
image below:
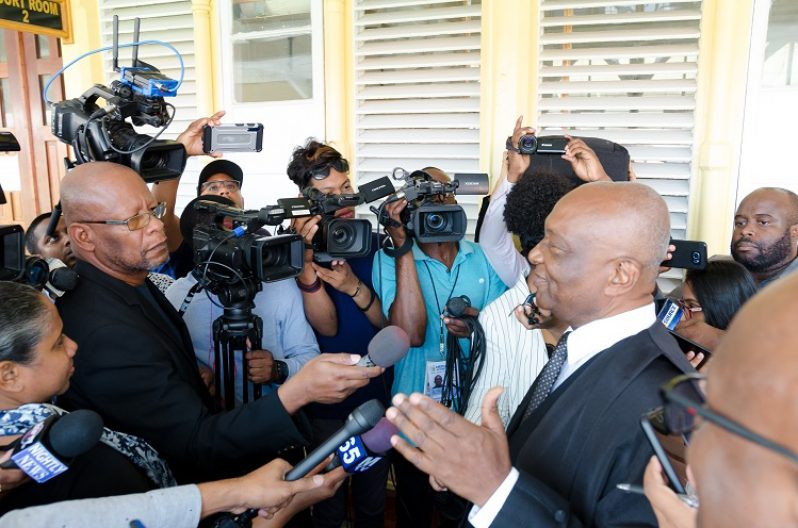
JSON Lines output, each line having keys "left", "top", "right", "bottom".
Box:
{"left": 338, "top": 436, "right": 382, "bottom": 473}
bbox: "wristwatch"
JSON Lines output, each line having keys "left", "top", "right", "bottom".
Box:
{"left": 272, "top": 360, "right": 289, "bottom": 384}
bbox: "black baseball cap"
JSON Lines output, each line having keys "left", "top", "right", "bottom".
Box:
{"left": 196, "top": 160, "right": 244, "bottom": 195}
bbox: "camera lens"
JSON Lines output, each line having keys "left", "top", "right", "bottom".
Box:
{"left": 518, "top": 134, "right": 537, "bottom": 155}
{"left": 330, "top": 221, "right": 355, "bottom": 250}
{"left": 691, "top": 251, "right": 701, "bottom": 265}
{"left": 425, "top": 213, "right": 446, "bottom": 232}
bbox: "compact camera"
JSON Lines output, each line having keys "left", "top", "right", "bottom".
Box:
{"left": 202, "top": 124, "right": 264, "bottom": 154}
{"left": 507, "top": 135, "right": 569, "bottom": 156}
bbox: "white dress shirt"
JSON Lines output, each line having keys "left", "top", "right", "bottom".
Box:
{"left": 469, "top": 303, "right": 657, "bottom": 528}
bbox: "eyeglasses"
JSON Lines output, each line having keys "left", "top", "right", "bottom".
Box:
{"left": 677, "top": 299, "right": 703, "bottom": 320}
{"left": 78, "top": 202, "right": 167, "bottom": 232}
{"left": 308, "top": 158, "right": 349, "bottom": 180}
{"left": 200, "top": 180, "right": 241, "bottom": 193}
{"left": 660, "top": 373, "right": 798, "bottom": 464}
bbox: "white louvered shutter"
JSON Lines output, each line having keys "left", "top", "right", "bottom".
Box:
{"left": 537, "top": 0, "right": 703, "bottom": 242}
{"left": 98, "top": 0, "right": 198, "bottom": 140}
{"left": 353, "top": 0, "right": 483, "bottom": 234}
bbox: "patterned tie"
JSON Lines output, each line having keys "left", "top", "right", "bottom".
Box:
{"left": 522, "top": 331, "right": 571, "bottom": 421}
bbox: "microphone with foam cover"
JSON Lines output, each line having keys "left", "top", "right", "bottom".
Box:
{"left": 44, "top": 258, "right": 78, "bottom": 297}
{"left": 324, "top": 417, "right": 397, "bottom": 473}
{"left": 0, "top": 410, "right": 104, "bottom": 483}
{"left": 357, "top": 325, "right": 411, "bottom": 368}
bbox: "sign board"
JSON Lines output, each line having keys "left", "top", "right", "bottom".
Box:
{"left": 0, "top": 0, "right": 71, "bottom": 41}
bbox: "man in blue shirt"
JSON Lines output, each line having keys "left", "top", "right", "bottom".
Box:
{"left": 373, "top": 167, "right": 506, "bottom": 527}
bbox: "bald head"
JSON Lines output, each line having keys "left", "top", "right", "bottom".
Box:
{"left": 741, "top": 187, "right": 798, "bottom": 225}
{"left": 61, "top": 162, "right": 149, "bottom": 226}
{"left": 528, "top": 182, "right": 670, "bottom": 327}
{"left": 558, "top": 181, "right": 671, "bottom": 273}
{"left": 689, "top": 272, "right": 798, "bottom": 527}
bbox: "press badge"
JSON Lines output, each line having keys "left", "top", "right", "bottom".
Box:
{"left": 425, "top": 361, "right": 446, "bottom": 402}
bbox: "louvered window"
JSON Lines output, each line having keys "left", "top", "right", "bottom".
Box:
{"left": 98, "top": 0, "right": 197, "bottom": 140}
{"left": 353, "top": 0, "right": 483, "bottom": 233}
{"left": 537, "top": 0, "right": 703, "bottom": 240}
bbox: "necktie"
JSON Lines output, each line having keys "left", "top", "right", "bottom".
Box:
{"left": 522, "top": 331, "right": 570, "bottom": 421}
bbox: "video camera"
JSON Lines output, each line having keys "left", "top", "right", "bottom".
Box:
{"left": 49, "top": 16, "right": 186, "bottom": 182}
{"left": 378, "top": 168, "right": 489, "bottom": 243}
{"left": 189, "top": 200, "right": 305, "bottom": 287}
{"left": 298, "top": 187, "right": 372, "bottom": 263}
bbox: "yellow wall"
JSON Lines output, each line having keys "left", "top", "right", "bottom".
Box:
{"left": 61, "top": 0, "right": 103, "bottom": 99}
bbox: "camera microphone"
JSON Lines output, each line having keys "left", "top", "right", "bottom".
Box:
{"left": 0, "top": 410, "right": 104, "bottom": 483}
{"left": 45, "top": 258, "right": 79, "bottom": 298}
{"left": 324, "top": 417, "right": 397, "bottom": 473}
{"left": 357, "top": 325, "right": 411, "bottom": 368}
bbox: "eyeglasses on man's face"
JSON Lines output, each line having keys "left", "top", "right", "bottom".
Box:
{"left": 201, "top": 180, "right": 241, "bottom": 194}
{"left": 660, "top": 373, "right": 798, "bottom": 465}
{"left": 308, "top": 158, "right": 349, "bottom": 181}
{"left": 78, "top": 202, "right": 167, "bottom": 231}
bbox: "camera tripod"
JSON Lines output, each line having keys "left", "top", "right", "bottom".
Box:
{"left": 210, "top": 277, "right": 264, "bottom": 410}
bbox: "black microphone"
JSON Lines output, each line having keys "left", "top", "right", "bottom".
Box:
{"left": 44, "top": 202, "right": 62, "bottom": 239}
{"left": 285, "top": 399, "right": 385, "bottom": 481}
{"left": 0, "top": 410, "right": 104, "bottom": 483}
{"left": 356, "top": 325, "right": 410, "bottom": 368}
{"left": 324, "top": 417, "right": 396, "bottom": 473}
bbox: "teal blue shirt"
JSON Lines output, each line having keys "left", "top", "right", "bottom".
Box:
{"left": 373, "top": 240, "right": 507, "bottom": 397}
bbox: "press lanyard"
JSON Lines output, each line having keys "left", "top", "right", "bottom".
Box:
{"left": 422, "top": 260, "right": 461, "bottom": 358}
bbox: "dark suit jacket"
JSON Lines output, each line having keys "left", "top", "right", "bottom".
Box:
{"left": 57, "top": 261, "right": 309, "bottom": 483}
{"left": 490, "top": 322, "right": 696, "bottom": 527}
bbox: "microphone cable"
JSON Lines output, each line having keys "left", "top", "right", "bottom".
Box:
{"left": 441, "top": 296, "right": 486, "bottom": 417}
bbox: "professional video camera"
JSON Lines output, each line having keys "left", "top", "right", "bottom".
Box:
{"left": 300, "top": 187, "right": 372, "bottom": 263}
{"left": 189, "top": 200, "right": 305, "bottom": 287}
{"left": 49, "top": 16, "right": 186, "bottom": 182}
{"left": 377, "top": 168, "right": 489, "bottom": 243}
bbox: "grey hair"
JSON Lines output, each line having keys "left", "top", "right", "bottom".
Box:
{"left": 0, "top": 282, "right": 51, "bottom": 365}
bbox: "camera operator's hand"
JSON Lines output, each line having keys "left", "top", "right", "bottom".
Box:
{"left": 311, "top": 260, "right": 359, "bottom": 295}
{"left": 507, "top": 115, "right": 536, "bottom": 183}
{"left": 198, "top": 365, "right": 216, "bottom": 396}
{"left": 442, "top": 306, "right": 479, "bottom": 337}
{"left": 246, "top": 349, "right": 276, "bottom": 384}
{"left": 384, "top": 198, "right": 409, "bottom": 247}
{"left": 562, "top": 136, "right": 611, "bottom": 183}
{"left": 291, "top": 215, "right": 323, "bottom": 263}
{"left": 277, "top": 354, "right": 383, "bottom": 414}
{"left": 177, "top": 110, "right": 225, "bottom": 157}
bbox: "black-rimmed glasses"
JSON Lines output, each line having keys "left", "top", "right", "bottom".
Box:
{"left": 77, "top": 202, "right": 167, "bottom": 231}
{"left": 661, "top": 373, "right": 798, "bottom": 464}
{"left": 308, "top": 158, "right": 349, "bottom": 180}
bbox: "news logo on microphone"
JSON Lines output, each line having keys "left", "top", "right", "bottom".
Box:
{"left": 336, "top": 435, "right": 383, "bottom": 474}
{"left": 11, "top": 419, "right": 69, "bottom": 483}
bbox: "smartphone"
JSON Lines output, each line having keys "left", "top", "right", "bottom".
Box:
{"left": 640, "top": 415, "right": 687, "bottom": 495}
{"left": 202, "top": 123, "right": 264, "bottom": 153}
{"left": 662, "top": 239, "right": 708, "bottom": 270}
{"left": 668, "top": 330, "right": 711, "bottom": 369}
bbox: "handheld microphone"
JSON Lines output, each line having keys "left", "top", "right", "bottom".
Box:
{"left": 285, "top": 399, "right": 385, "bottom": 481}
{"left": 0, "top": 410, "right": 104, "bottom": 483}
{"left": 356, "top": 325, "right": 410, "bottom": 368}
{"left": 218, "top": 400, "right": 386, "bottom": 528}
{"left": 44, "top": 202, "right": 62, "bottom": 239}
{"left": 324, "top": 417, "right": 397, "bottom": 473}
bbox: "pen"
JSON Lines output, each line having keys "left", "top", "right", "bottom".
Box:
{"left": 616, "top": 482, "right": 700, "bottom": 508}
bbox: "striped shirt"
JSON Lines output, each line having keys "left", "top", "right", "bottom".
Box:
{"left": 465, "top": 275, "right": 549, "bottom": 427}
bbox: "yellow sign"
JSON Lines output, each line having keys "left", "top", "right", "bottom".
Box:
{"left": 0, "top": 0, "right": 71, "bottom": 42}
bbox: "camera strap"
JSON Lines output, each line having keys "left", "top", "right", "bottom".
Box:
{"left": 178, "top": 281, "right": 204, "bottom": 317}
{"left": 382, "top": 235, "right": 413, "bottom": 258}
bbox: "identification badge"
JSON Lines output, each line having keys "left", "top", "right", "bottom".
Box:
{"left": 425, "top": 361, "right": 447, "bottom": 402}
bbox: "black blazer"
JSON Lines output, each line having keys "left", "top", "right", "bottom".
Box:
{"left": 57, "top": 261, "right": 309, "bottom": 483}
{"left": 489, "top": 322, "right": 696, "bottom": 528}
